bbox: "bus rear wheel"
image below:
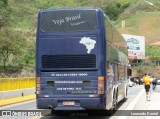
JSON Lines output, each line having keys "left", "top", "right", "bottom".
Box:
{"left": 107, "top": 93, "right": 117, "bottom": 115}
{"left": 112, "top": 94, "right": 117, "bottom": 111}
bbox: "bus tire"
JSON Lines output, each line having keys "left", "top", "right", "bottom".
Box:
{"left": 108, "top": 92, "right": 117, "bottom": 115}
{"left": 113, "top": 91, "right": 117, "bottom": 112}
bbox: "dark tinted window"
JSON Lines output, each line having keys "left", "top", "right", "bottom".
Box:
{"left": 40, "top": 10, "right": 98, "bottom": 32}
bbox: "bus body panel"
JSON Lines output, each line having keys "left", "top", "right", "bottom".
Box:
{"left": 37, "top": 71, "right": 106, "bottom": 110}
{"left": 36, "top": 8, "right": 128, "bottom": 111}
{"left": 37, "top": 35, "right": 98, "bottom": 71}
{"left": 37, "top": 97, "right": 106, "bottom": 110}
{"left": 39, "top": 71, "right": 98, "bottom": 95}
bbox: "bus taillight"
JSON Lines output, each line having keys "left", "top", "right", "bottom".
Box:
{"left": 36, "top": 77, "right": 41, "bottom": 94}
{"left": 98, "top": 76, "right": 104, "bottom": 94}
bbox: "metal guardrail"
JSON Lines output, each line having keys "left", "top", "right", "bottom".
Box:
{"left": 0, "top": 77, "right": 35, "bottom": 91}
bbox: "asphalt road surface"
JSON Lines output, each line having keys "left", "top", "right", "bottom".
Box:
{"left": 2, "top": 85, "right": 160, "bottom": 119}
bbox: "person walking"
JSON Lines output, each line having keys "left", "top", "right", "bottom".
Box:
{"left": 149, "top": 75, "right": 153, "bottom": 93}
{"left": 143, "top": 73, "right": 151, "bottom": 101}
{"left": 152, "top": 76, "right": 157, "bottom": 91}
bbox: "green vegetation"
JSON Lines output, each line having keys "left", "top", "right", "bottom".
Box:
{"left": 133, "top": 62, "right": 157, "bottom": 76}
{"left": 105, "top": 2, "right": 130, "bottom": 20}
{"left": 0, "top": 0, "right": 160, "bottom": 77}
{"left": 146, "top": 45, "right": 160, "bottom": 61}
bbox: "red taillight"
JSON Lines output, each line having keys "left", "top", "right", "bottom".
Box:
{"left": 98, "top": 76, "right": 104, "bottom": 94}
{"left": 36, "top": 77, "right": 40, "bottom": 94}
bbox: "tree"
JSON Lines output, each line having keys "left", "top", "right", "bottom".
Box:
{"left": 19, "top": 38, "right": 35, "bottom": 67}
{"left": 0, "top": 0, "right": 10, "bottom": 29}
{"left": 134, "top": 61, "right": 158, "bottom": 76}
{"left": 0, "top": 0, "right": 8, "bottom": 5}
{"left": 105, "top": 2, "right": 129, "bottom": 20}
{"left": 0, "top": 28, "right": 26, "bottom": 70}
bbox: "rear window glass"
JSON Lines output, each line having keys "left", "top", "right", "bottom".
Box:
{"left": 40, "top": 10, "right": 98, "bottom": 32}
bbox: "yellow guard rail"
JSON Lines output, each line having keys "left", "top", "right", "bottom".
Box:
{"left": 0, "top": 77, "right": 35, "bottom": 91}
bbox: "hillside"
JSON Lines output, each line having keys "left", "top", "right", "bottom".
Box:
{"left": 0, "top": 0, "right": 160, "bottom": 77}
{"left": 117, "top": 12, "right": 160, "bottom": 43}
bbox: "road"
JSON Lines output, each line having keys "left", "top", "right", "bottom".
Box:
{"left": 1, "top": 85, "right": 160, "bottom": 119}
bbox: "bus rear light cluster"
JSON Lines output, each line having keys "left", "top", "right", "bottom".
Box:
{"left": 36, "top": 77, "right": 41, "bottom": 94}
{"left": 98, "top": 76, "right": 104, "bottom": 94}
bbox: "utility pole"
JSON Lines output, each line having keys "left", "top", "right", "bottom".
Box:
{"left": 121, "top": 20, "right": 125, "bottom": 28}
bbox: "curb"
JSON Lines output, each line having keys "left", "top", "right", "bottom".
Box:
{"left": 0, "top": 94, "right": 36, "bottom": 107}
{"left": 117, "top": 89, "right": 145, "bottom": 119}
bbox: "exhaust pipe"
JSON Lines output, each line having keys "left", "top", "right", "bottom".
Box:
{"left": 48, "top": 105, "right": 54, "bottom": 114}
{"left": 48, "top": 105, "right": 53, "bottom": 109}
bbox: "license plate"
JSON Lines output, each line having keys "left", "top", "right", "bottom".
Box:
{"left": 63, "top": 101, "right": 75, "bottom": 106}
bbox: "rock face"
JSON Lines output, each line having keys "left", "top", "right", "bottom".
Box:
{"left": 148, "top": 41, "right": 160, "bottom": 46}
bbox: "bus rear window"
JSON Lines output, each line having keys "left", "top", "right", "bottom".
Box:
{"left": 40, "top": 10, "right": 97, "bottom": 32}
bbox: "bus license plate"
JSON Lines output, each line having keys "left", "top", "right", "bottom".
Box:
{"left": 63, "top": 101, "right": 75, "bottom": 106}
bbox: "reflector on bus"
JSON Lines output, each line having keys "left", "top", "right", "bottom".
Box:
{"left": 98, "top": 76, "right": 104, "bottom": 94}
{"left": 36, "top": 77, "right": 40, "bottom": 94}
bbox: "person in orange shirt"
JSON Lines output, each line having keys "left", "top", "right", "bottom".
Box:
{"left": 143, "top": 73, "right": 151, "bottom": 101}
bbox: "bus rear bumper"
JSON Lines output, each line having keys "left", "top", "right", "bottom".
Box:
{"left": 37, "top": 97, "right": 106, "bottom": 110}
